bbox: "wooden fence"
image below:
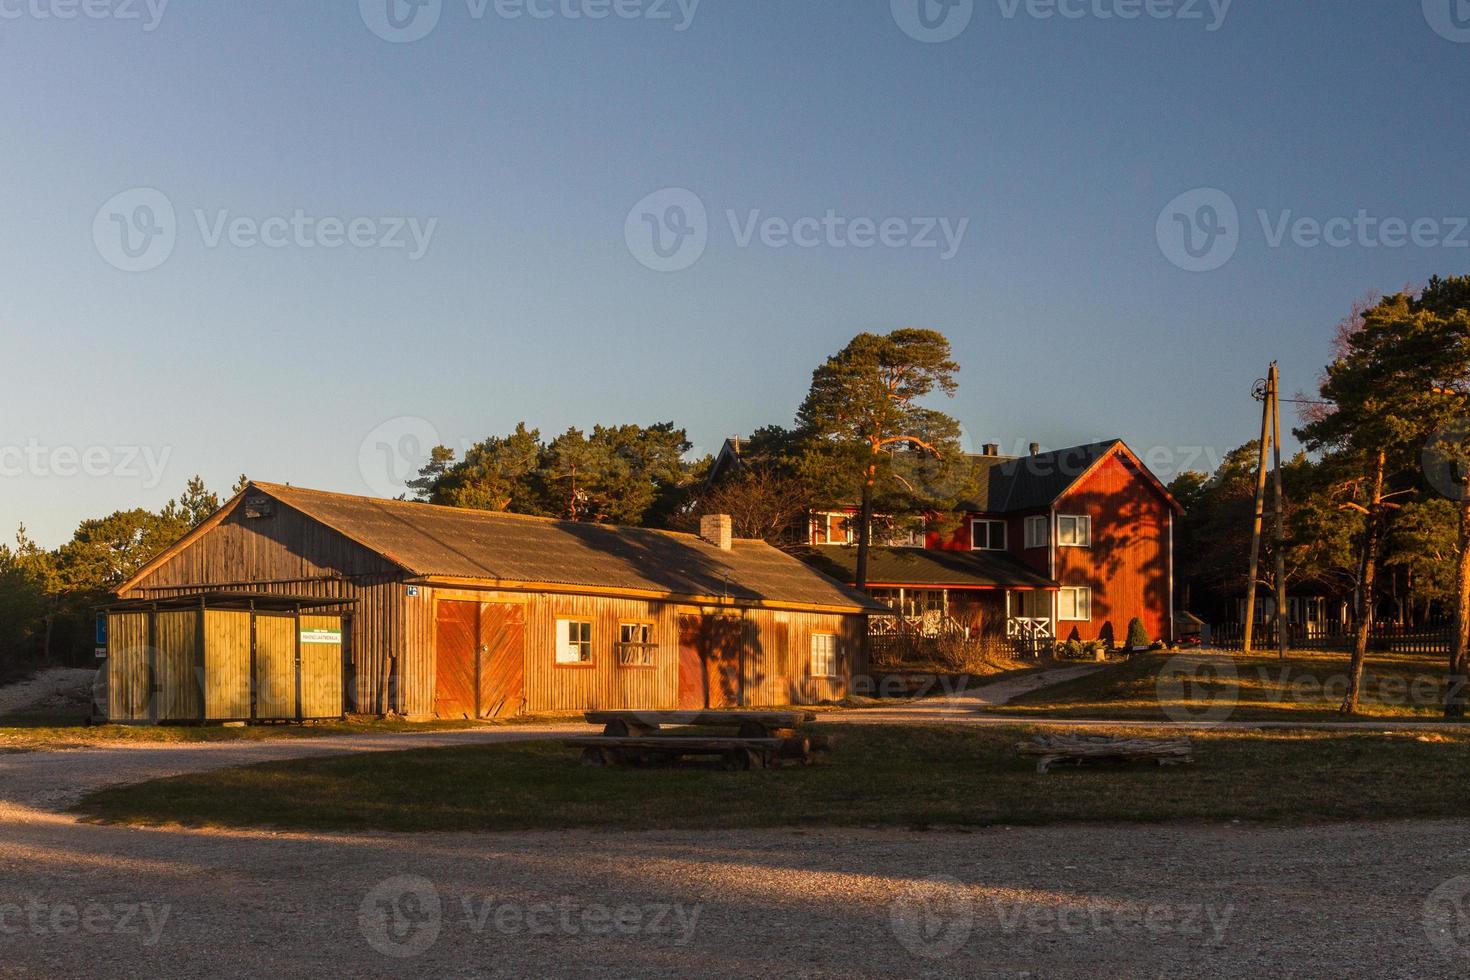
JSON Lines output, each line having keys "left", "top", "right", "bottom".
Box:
{"left": 1210, "top": 621, "right": 1452, "bottom": 656}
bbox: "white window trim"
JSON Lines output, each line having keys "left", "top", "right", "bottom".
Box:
{"left": 810, "top": 633, "right": 839, "bottom": 678}
{"left": 811, "top": 511, "right": 855, "bottom": 546}
{"left": 555, "top": 618, "right": 593, "bottom": 664}
{"left": 1024, "top": 515, "right": 1049, "bottom": 550}
{"left": 970, "top": 518, "right": 1007, "bottom": 552}
{"left": 1058, "top": 587, "right": 1092, "bottom": 622}
{"left": 1057, "top": 514, "right": 1092, "bottom": 548}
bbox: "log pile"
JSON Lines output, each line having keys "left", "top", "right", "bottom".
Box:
{"left": 1017, "top": 733, "right": 1194, "bottom": 774}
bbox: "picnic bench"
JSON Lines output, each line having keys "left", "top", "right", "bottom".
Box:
{"left": 566, "top": 710, "right": 832, "bottom": 770}
{"left": 1017, "top": 733, "right": 1194, "bottom": 774}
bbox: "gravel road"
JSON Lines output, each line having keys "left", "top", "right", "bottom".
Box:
{"left": 2, "top": 671, "right": 1468, "bottom": 978}
{"left": 0, "top": 668, "right": 97, "bottom": 718}
{"left": 1, "top": 811, "right": 1467, "bottom": 978}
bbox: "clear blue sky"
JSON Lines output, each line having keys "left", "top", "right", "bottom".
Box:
{"left": 5, "top": 0, "right": 1469, "bottom": 546}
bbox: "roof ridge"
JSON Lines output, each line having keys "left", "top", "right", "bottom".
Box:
{"left": 250, "top": 481, "right": 763, "bottom": 546}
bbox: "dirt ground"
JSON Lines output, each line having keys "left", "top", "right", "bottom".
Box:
{"left": 0, "top": 731, "right": 1466, "bottom": 977}
{"left": 2, "top": 674, "right": 1468, "bottom": 978}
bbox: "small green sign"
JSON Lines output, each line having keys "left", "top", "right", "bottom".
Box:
{"left": 300, "top": 628, "right": 342, "bottom": 645}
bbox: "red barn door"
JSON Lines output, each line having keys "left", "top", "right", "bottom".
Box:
{"left": 677, "top": 614, "right": 744, "bottom": 710}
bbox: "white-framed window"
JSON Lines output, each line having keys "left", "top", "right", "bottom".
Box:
{"left": 1057, "top": 587, "right": 1092, "bottom": 622}
{"left": 811, "top": 511, "right": 854, "bottom": 546}
{"left": 616, "top": 622, "right": 656, "bottom": 667}
{"left": 970, "top": 519, "right": 1007, "bottom": 551}
{"left": 810, "top": 633, "right": 839, "bottom": 678}
{"left": 1057, "top": 515, "right": 1092, "bottom": 548}
{"left": 555, "top": 619, "right": 593, "bottom": 664}
{"left": 1024, "top": 515, "right": 1049, "bottom": 549}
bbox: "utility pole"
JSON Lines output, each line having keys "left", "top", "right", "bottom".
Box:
{"left": 1243, "top": 364, "right": 1283, "bottom": 655}
{"left": 1269, "top": 364, "right": 1289, "bottom": 661}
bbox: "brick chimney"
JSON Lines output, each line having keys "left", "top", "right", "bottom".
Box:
{"left": 981, "top": 443, "right": 999, "bottom": 457}
{"left": 1030, "top": 442, "right": 1042, "bottom": 456}
{"left": 700, "top": 513, "right": 733, "bottom": 550}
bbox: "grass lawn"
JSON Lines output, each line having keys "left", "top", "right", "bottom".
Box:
{"left": 0, "top": 712, "right": 491, "bottom": 751}
{"left": 72, "top": 723, "right": 1470, "bottom": 832}
{"left": 988, "top": 650, "right": 1466, "bottom": 722}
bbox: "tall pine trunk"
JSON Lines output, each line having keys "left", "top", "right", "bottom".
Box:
{"left": 854, "top": 465, "right": 876, "bottom": 591}
{"left": 1447, "top": 489, "right": 1470, "bottom": 717}
{"left": 1342, "top": 450, "right": 1386, "bottom": 716}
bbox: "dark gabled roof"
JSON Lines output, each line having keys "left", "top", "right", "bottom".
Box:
{"left": 794, "top": 546, "right": 1058, "bottom": 590}
{"left": 120, "top": 482, "right": 885, "bottom": 613}
{"left": 961, "top": 440, "right": 1181, "bottom": 514}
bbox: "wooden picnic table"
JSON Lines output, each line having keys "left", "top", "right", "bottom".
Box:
{"left": 567, "top": 709, "right": 829, "bottom": 771}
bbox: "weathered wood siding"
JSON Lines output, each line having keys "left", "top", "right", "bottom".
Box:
{"left": 420, "top": 587, "right": 862, "bottom": 715}
{"left": 203, "top": 610, "right": 252, "bottom": 720}
{"left": 120, "top": 502, "right": 867, "bottom": 720}
{"left": 107, "top": 612, "right": 151, "bottom": 722}
{"left": 154, "top": 610, "right": 201, "bottom": 721}
{"left": 120, "top": 502, "right": 405, "bottom": 714}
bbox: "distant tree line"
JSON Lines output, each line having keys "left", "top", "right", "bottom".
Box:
{"left": 0, "top": 475, "right": 245, "bottom": 673}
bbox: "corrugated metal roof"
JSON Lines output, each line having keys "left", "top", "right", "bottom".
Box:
{"left": 795, "top": 546, "right": 1058, "bottom": 590}
{"left": 250, "top": 483, "right": 885, "bottom": 612}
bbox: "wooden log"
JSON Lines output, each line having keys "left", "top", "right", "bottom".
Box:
{"left": 1016, "top": 734, "right": 1193, "bottom": 774}
{"left": 566, "top": 736, "right": 785, "bottom": 752}
{"left": 583, "top": 710, "right": 815, "bottom": 729}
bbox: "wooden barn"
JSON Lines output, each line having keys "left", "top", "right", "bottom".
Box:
{"left": 109, "top": 482, "right": 882, "bottom": 722}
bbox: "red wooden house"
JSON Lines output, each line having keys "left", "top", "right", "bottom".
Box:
{"left": 773, "top": 440, "right": 1182, "bottom": 649}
